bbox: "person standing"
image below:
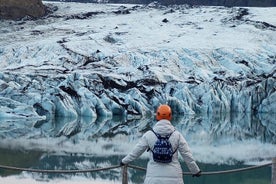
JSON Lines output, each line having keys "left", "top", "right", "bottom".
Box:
{"left": 121, "top": 104, "right": 201, "bottom": 184}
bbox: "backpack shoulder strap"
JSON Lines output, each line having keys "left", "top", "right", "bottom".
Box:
{"left": 151, "top": 129, "right": 162, "bottom": 139}
{"left": 151, "top": 129, "right": 175, "bottom": 139}
{"left": 168, "top": 129, "right": 175, "bottom": 137}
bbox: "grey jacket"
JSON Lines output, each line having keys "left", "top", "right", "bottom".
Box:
{"left": 122, "top": 119, "right": 200, "bottom": 184}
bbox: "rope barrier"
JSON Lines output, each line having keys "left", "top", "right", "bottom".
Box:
{"left": 199, "top": 163, "right": 272, "bottom": 175}
{"left": 128, "top": 163, "right": 272, "bottom": 175}
{"left": 0, "top": 162, "right": 272, "bottom": 175}
{"left": 0, "top": 164, "right": 121, "bottom": 174}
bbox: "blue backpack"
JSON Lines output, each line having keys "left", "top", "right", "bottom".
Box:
{"left": 150, "top": 130, "right": 176, "bottom": 163}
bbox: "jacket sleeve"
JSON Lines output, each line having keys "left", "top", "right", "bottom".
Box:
{"left": 122, "top": 133, "right": 149, "bottom": 164}
{"left": 177, "top": 133, "right": 200, "bottom": 174}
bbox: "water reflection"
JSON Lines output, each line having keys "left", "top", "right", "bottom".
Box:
{"left": 1, "top": 112, "right": 275, "bottom": 144}
{"left": 0, "top": 148, "right": 43, "bottom": 177}
{"left": 172, "top": 112, "right": 276, "bottom": 144}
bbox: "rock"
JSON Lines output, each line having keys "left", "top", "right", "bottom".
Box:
{"left": 0, "top": 0, "right": 46, "bottom": 20}
{"left": 106, "top": 0, "right": 276, "bottom": 7}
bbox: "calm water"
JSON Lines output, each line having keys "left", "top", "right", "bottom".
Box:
{"left": 0, "top": 113, "right": 275, "bottom": 183}
{"left": 0, "top": 148, "right": 272, "bottom": 184}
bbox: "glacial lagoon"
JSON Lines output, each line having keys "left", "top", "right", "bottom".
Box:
{"left": 0, "top": 112, "right": 275, "bottom": 184}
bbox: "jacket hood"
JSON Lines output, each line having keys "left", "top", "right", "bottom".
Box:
{"left": 153, "top": 119, "right": 175, "bottom": 136}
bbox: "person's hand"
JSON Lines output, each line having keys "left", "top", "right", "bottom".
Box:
{"left": 192, "top": 171, "right": 201, "bottom": 177}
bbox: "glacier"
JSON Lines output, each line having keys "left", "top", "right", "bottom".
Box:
{"left": 0, "top": 2, "right": 275, "bottom": 120}
{"left": 0, "top": 0, "right": 276, "bottom": 169}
